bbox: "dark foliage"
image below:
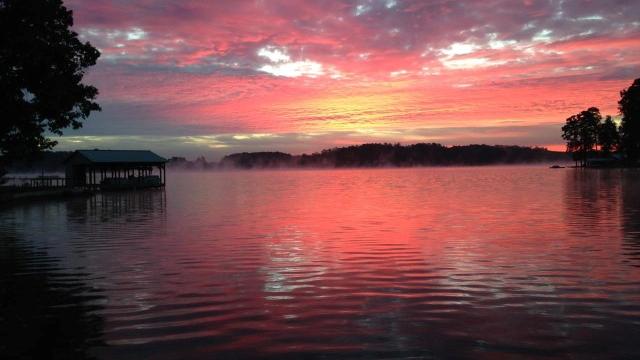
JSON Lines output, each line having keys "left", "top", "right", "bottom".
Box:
{"left": 0, "top": 0, "right": 100, "bottom": 167}
{"left": 5, "top": 151, "right": 71, "bottom": 173}
{"left": 220, "top": 143, "right": 567, "bottom": 169}
{"left": 561, "top": 107, "right": 602, "bottom": 167}
{"left": 560, "top": 78, "right": 640, "bottom": 166}
{"left": 299, "top": 143, "right": 566, "bottom": 167}
{"left": 598, "top": 115, "right": 620, "bottom": 156}
{"left": 619, "top": 78, "right": 640, "bottom": 162}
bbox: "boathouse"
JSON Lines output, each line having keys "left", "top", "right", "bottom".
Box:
{"left": 64, "top": 150, "right": 167, "bottom": 189}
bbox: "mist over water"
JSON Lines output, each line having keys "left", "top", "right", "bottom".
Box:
{"left": 2, "top": 166, "right": 640, "bottom": 359}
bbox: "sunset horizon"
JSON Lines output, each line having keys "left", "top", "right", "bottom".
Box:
{"left": 51, "top": 0, "right": 640, "bottom": 159}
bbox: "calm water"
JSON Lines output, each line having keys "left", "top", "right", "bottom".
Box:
{"left": 2, "top": 166, "right": 640, "bottom": 359}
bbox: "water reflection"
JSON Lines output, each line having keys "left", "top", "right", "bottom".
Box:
{"left": 621, "top": 170, "right": 640, "bottom": 266}
{"left": 563, "top": 169, "right": 622, "bottom": 233}
{"left": 564, "top": 169, "right": 640, "bottom": 266}
{"left": 66, "top": 189, "right": 166, "bottom": 224}
{"left": 2, "top": 169, "right": 640, "bottom": 359}
{"left": 0, "top": 230, "right": 106, "bottom": 359}
{"left": 1, "top": 190, "right": 168, "bottom": 359}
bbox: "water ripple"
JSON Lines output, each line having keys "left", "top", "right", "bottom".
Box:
{"left": 2, "top": 167, "right": 640, "bottom": 359}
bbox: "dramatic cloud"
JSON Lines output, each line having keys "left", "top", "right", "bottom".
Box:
{"left": 62, "top": 0, "right": 640, "bottom": 159}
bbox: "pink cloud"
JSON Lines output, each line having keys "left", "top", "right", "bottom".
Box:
{"left": 61, "top": 0, "right": 640, "bottom": 157}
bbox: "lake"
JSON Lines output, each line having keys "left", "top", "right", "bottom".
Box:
{"left": 2, "top": 166, "right": 640, "bottom": 359}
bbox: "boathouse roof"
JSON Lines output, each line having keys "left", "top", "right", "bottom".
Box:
{"left": 65, "top": 150, "right": 167, "bottom": 164}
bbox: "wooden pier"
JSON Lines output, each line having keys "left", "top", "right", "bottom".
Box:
{"left": 2, "top": 176, "right": 68, "bottom": 190}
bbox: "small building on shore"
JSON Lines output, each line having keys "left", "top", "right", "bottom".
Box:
{"left": 64, "top": 150, "right": 167, "bottom": 190}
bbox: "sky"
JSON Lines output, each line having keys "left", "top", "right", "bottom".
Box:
{"left": 59, "top": 0, "right": 640, "bottom": 160}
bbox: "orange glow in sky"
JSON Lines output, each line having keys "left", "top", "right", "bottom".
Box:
{"left": 59, "top": 0, "right": 640, "bottom": 159}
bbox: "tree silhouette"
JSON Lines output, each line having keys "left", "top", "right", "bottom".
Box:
{"left": 562, "top": 107, "right": 601, "bottom": 167}
{"left": 561, "top": 114, "right": 582, "bottom": 166}
{"left": 598, "top": 115, "right": 620, "bottom": 156}
{"left": 619, "top": 78, "right": 640, "bottom": 162}
{"left": 0, "top": 0, "right": 100, "bottom": 170}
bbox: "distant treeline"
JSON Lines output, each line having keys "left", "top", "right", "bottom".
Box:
{"left": 215, "top": 143, "right": 568, "bottom": 169}
{"left": 6, "top": 143, "right": 567, "bottom": 173}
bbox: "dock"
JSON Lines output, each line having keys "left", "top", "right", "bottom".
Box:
{"left": 1, "top": 149, "right": 167, "bottom": 204}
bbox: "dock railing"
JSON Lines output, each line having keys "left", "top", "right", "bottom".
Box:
{"left": 1, "top": 176, "right": 68, "bottom": 191}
